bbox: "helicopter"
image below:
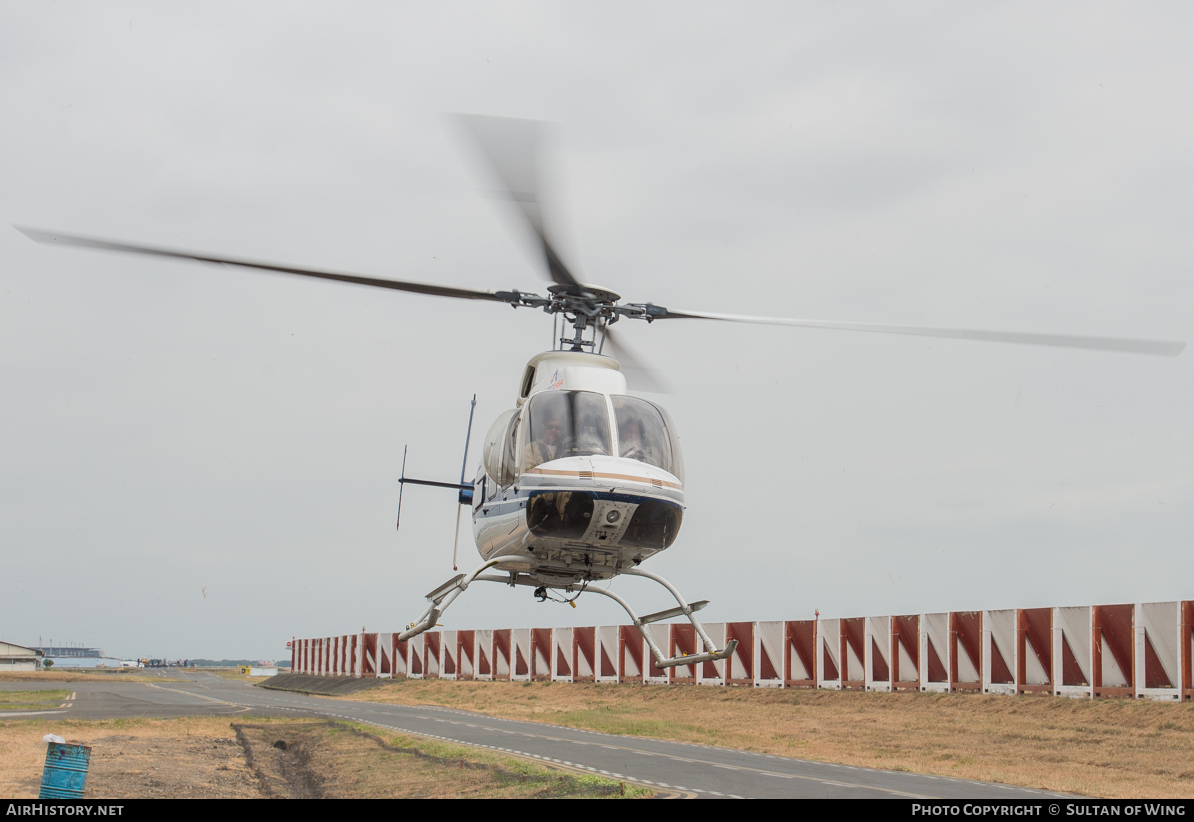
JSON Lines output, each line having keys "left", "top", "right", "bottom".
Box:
{"left": 15, "top": 115, "right": 1185, "bottom": 670}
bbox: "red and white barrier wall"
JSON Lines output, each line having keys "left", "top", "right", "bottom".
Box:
{"left": 290, "top": 599, "right": 1194, "bottom": 700}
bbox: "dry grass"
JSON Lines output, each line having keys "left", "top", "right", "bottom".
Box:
{"left": 0, "top": 715, "right": 646, "bottom": 799}
{"left": 197, "top": 670, "right": 271, "bottom": 682}
{"left": 238, "top": 721, "right": 647, "bottom": 798}
{"left": 0, "top": 671, "right": 186, "bottom": 684}
{"left": 0, "top": 690, "right": 70, "bottom": 712}
{"left": 340, "top": 679, "right": 1194, "bottom": 798}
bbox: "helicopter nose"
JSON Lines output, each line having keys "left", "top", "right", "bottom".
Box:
{"left": 526, "top": 491, "right": 682, "bottom": 551}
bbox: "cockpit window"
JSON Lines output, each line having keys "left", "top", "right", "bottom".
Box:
{"left": 612, "top": 396, "right": 683, "bottom": 481}
{"left": 520, "top": 365, "right": 536, "bottom": 398}
{"left": 522, "top": 391, "right": 611, "bottom": 471}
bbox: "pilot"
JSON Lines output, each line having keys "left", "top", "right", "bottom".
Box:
{"left": 523, "top": 414, "right": 566, "bottom": 470}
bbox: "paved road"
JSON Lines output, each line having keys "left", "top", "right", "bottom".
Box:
{"left": 0, "top": 673, "right": 1066, "bottom": 799}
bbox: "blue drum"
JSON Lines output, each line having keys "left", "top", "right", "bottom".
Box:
{"left": 39, "top": 742, "right": 91, "bottom": 799}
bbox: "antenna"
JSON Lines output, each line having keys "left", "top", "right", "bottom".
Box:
{"left": 393, "top": 397, "right": 477, "bottom": 566}
{"left": 458, "top": 395, "right": 477, "bottom": 493}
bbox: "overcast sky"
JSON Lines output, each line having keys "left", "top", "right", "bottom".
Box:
{"left": 1, "top": 3, "right": 1191, "bottom": 660}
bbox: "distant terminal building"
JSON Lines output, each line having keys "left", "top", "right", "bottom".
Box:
{"left": 0, "top": 641, "right": 44, "bottom": 672}
{"left": 33, "top": 646, "right": 104, "bottom": 658}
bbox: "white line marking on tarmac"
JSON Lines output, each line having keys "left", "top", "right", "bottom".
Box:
{"left": 0, "top": 710, "right": 67, "bottom": 717}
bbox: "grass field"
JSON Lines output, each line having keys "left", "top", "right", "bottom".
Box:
{"left": 0, "top": 671, "right": 186, "bottom": 684}
{"left": 337, "top": 678, "right": 1194, "bottom": 798}
{"left": 0, "top": 690, "right": 70, "bottom": 713}
{"left": 0, "top": 716, "right": 646, "bottom": 799}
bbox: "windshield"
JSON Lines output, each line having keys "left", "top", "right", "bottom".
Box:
{"left": 522, "top": 391, "right": 612, "bottom": 471}
{"left": 612, "top": 396, "right": 683, "bottom": 480}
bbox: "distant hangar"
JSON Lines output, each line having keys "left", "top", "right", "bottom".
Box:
{"left": 0, "top": 641, "right": 44, "bottom": 672}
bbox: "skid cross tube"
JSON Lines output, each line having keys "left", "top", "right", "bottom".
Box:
{"left": 467, "top": 570, "right": 736, "bottom": 670}
{"left": 401, "top": 563, "right": 735, "bottom": 669}
{"left": 585, "top": 586, "right": 736, "bottom": 669}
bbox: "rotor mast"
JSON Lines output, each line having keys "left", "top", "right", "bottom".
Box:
{"left": 548, "top": 284, "right": 618, "bottom": 352}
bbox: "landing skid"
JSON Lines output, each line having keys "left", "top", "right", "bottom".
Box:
{"left": 398, "top": 559, "right": 737, "bottom": 670}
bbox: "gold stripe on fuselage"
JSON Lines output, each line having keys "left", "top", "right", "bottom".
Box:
{"left": 523, "top": 466, "right": 682, "bottom": 490}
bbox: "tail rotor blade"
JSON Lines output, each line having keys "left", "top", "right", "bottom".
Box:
{"left": 396, "top": 445, "right": 408, "bottom": 532}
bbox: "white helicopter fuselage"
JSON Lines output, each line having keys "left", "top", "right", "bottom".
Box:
{"left": 470, "top": 350, "right": 685, "bottom": 588}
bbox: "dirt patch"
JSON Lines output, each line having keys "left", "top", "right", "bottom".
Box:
{"left": 0, "top": 717, "right": 265, "bottom": 799}
{"left": 234, "top": 723, "right": 326, "bottom": 798}
{"left": 234, "top": 721, "right": 643, "bottom": 798}
{"left": 342, "top": 678, "right": 1194, "bottom": 799}
{"left": 0, "top": 716, "right": 645, "bottom": 799}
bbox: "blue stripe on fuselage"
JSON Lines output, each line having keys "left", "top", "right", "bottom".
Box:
{"left": 474, "top": 488, "right": 683, "bottom": 521}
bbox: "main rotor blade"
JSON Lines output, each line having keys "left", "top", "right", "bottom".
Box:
{"left": 15, "top": 226, "right": 511, "bottom": 303}
{"left": 652, "top": 307, "right": 1185, "bottom": 357}
{"left": 604, "top": 327, "right": 672, "bottom": 394}
{"left": 451, "top": 114, "right": 581, "bottom": 288}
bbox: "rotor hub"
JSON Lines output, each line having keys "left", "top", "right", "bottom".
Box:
{"left": 547, "top": 283, "right": 620, "bottom": 303}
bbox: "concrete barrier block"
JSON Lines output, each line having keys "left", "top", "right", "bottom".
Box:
{"left": 818, "top": 618, "right": 841, "bottom": 690}
{"left": 1137, "top": 601, "right": 1181, "bottom": 701}
{"left": 697, "top": 623, "right": 726, "bottom": 686}
{"left": 982, "top": 609, "right": 1016, "bottom": 695}
{"left": 753, "top": 621, "right": 784, "bottom": 688}
{"left": 726, "top": 622, "right": 754, "bottom": 686}
{"left": 619, "top": 625, "right": 644, "bottom": 683}
{"left": 1017, "top": 608, "right": 1052, "bottom": 693}
{"left": 785, "top": 620, "right": 816, "bottom": 688}
{"left": 595, "top": 626, "right": 619, "bottom": 682}
{"left": 644, "top": 624, "right": 669, "bottom": 684}
{"left": 457, "top": 630, "right": 476, "bottom": 681}
{"left": 950, "top": 612, "right": 982, "bottom": 693}
{"left": 474, "top": 629, "right": 493, "bottom": 681}
{"left": 920, "top": 613, "right": 949, "bottom": 693}
{"left": 530, "top": 628, "right": 551, "bottom": 681}
{"left": 552, "top": 628, "right": 574, "bottom": 683}
{"left": 510, "top": 628, "right": 531, "bottom": 681}
{"left": 407, "top": 634, "right": 426, "bottom": 679}
{"left": 670, "top": 623, "right": 698, "bottom": 684}
{"left": 865, "top": 616, "right": 891, "bottom": 692}
{"left": 441, "top": 630, "right": 459, "bottom": 680}
{"left": 1053, "top": 607, "right": 1092, "bottom": 698}
{"left": 841, "top": 617, "right": 865, "bottom": 690}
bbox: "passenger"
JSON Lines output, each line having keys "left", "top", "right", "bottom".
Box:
{"left": 618, "top": 417, "right": 663, "bottom": 468}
